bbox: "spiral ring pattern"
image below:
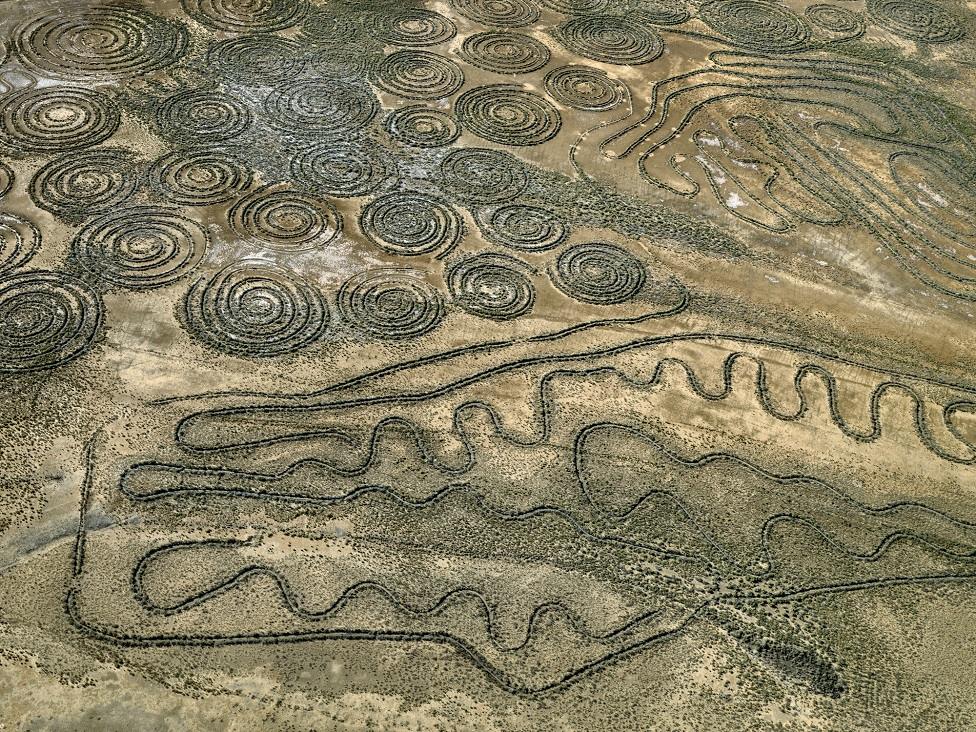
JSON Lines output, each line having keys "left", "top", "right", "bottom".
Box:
{"left": 148, "top": 147, "right": 254, "bottom": 207}
{"left": 804, "top": 5, "right": 864, "bottom": 35}
{"left": 550, "top": 241, "right": 646, "bottom": 304}
{"left": 635, "top": 0, "right": 690, "bottom": 26}
{"left": 385, "top": 106, "right": 461, "bottom": 148}
{"left": 156, "top": 90, "right": 251, "bottom": 144}
{"left": 0, "top": 214, "right": 41, "bottom": 274}
{"left": 368, "top": 9, "right": 457, "bottom": 46}
{"left": 183, "top": 261, "right": 329, "bottom": 358}
{"left": 543, "top": 65, "right": 625, "bottom": 111}
{"left": 0, "top": 270, "right": 102, "bottom": 373}
{"left": 455, "top": 84, "right": 562, "bottom": 147}
{"left": 290, "top": 140, "right": 395, "bottom": 198}
{"left": 264, "top": 79, "right": 378, "bottom": 136}
{"left": 72, "top": 206, "right": 210, "bottom": 290}
{"left": 229, "top": 184, "right": 342, "bottom": 253}
{"left": 359, "top": 192, "right": 462, "bottom": 257}
{"left": 207, "top": 35, "right": 306, "bottom": 86}
{"left": 447, "top": 253, "right": 535, "bottom": 320}
{"left": 0, "top": 88, "right": 120, "bottom": 152}
{"left": 460, "top": 32, "right": 551, "bottom": 75}
{"left": 699, "top": 0, "right": 812, "bottom": 53}
{"left": 866, "top": 0, "right": 963, "bottom": 43}
{"left": 337, "top": 267, "right": 445, "bottom": 339}
{"left": 440, "top": 147, "right": 528, "bottom": 204}
{"left": 478, "top": 204, "right": 568, "bottom": 251}
{"left": 450, "top": 0, "right": 539, "bottom": 28}
{"left": 555, "top": 15, "right": 664, "bottom": 64}
{"left": 181, "top": 0, "right": 307, "bottom": 32}
{"left": 374, "top": 51, "right": 464, "bottom": 100}
{"left": 29, "top": 148, "right": 139, "bottom": 219}
{"left": 14, "top": 6, "right": 188, "bottom": 80}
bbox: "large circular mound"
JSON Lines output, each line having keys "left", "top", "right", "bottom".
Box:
{"left": 867, "top": 0, "right": 963, "bottom": 44}
{"left": 0, "top": 269, "right": 103, "bottom": 373}
{"left": 447, "top": 253, "right": 536, "bottom": 320}
{"left": 30, "top": 149, "right": 140, "bottom": 221}
{"left": 290, "top": 140, "right": 396, "bottom": 198}
{"left": 455, "top": 85, "right": 562, "bottom": 147}
{"left": 544, "top": 65, "right": 625, "bottom": 111}
{"left": 15, "top": 5, "right": 187, "bottom": 80}
{"left": 699, "top": 0, "right": 812, "bottom": 53}
{"left": 264, "top": 79, "right": 378, "bottom": 136}
{"left": 554, "top": 15, "right": 664, "bottom": 64}
{"left": 359, "top": 192, "right": 463, "bottom": 257}
{"left": 460, "top": 31, "right": 551, "bottom": 75}
{"left": 337, "top": 267, "right": 445, "bottom": 340}
{"left": 156, "top": 90, "right": 252, "bottom": 144}
{"left": 550, "top": 241, "right": 646, "bottom": 304}
{"left": 229, "top": 184, "right": 342, "bottom": 253}
{"left": 183, "top": 261, "right": 330, "bottom": 358}
{"left": 439, "top": 148, "right": 529, "bottom": 204}
{"left": 181, "top": 0, "right": 307, "bottom": 33}
{"left": 374, "top": 50, "right": 465, "bottom": 100}
{"left": 0, "top": 88, "right": 120, "bottom": 152}
{"left": 72, "top": 206, "right": 209, "bottom": 290}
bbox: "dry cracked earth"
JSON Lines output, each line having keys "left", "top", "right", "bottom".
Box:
{"left": 1, "top": 0, "right": 976, "bottom": 729}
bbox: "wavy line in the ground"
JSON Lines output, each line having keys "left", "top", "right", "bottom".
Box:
{"left": 171, "top": 337, "right": 976, "bottom": 466}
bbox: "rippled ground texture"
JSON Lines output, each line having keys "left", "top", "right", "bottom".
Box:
{"left": 1, "top": 0, "right": 976, "bottom": 729}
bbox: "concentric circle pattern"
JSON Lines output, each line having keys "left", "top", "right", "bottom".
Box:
{"left": 290, "top": 140, "right": 395, "bottom": 198}
{"left": 385, "top": 106, "right": 461, "bottom": 148}
{"left": 866, "top": 0, "right": 963, "bottom": 43}
{"left": 229, "top": 184, "right": 342, "bottom": 253}
{"left": 14, "top": 5, "right": 188, "bottom": 80}
{"left": 374, "top": 50, "right": 464, "bottom": 100}
{"left": 634, "top": 0, "right": 690, "bottom": 26}
{"left": 368, "top": 8, "right": 457, "bottom": 46}
{"left": 359, "top": 192, "right": 463, "bottom": 257}
{"left": 460, "top": 31, "right": 551, "bottom": 75}
{"left": 337, "top": 267, "right": 445, "bottom": 339}
{"left": 544, "top": 65, "right": 625, "bottom": 111}
{"left": 183, "top": 261, "right": 329, "bottom": 357}
{"left": 181, "top": 0, "right": 307, "bottom": 32}
{"left": 447, "top": 253, "right": 535, "bottom": 320}
{"left": 455, "top": 84, "right": 562, "bottom": 147}
{"left": 30, "top": 148, "right": 139, "bottom": 219}
{"left": 148, "top": 147, "right": 254, "bottom": 207}
{"left": 550, "top": 241, "right": 646, "bottom": 304}
{"left": 0, "top": 269, "right": 102, "bottom": 372}
{"left": 440, "top": 147, "right": 529, "bottom": 204}
{"left": 699, "top": 0, "right": 812, "bottom": 53}
{"left": 72, "top": 206, "right": 209, "bottom": 290}
{"left": 264, "top": 79, "right": 379, "bottom": 136}
{"left": 804, "top": 4, "right": 864, "bottom": 35}
{"left": 207, "top": 35, "right": 306, "bottom": 86}
{"left": 478, "top": 204, "right": 569, "bottom": 251}
{"left": 555, "top": 15, "right": 664, "bottom": 64}
{"left": 156, "top": 90, "right": 252, "bottom": 144}
{"left": 0, "top": 214, "right": 41, "bottom": 273}
{"left": 451, "top": 0, "right": 540, "bottom": 28}
{"left": 0, "top": 88, "right": 120, "bottom": 153}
